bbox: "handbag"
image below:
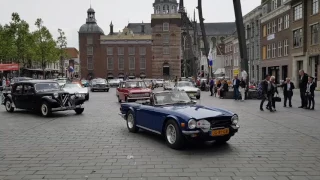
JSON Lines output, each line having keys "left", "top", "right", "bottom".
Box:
{"left": 273, "top": 95, "right": 281, "bottom": 102}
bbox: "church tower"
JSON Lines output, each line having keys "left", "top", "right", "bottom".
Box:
{"left": 151, "top": 0, "right": 182, "bottom": 79}
{"left": 79, "top": 6, "right": 104, "bottom": 79}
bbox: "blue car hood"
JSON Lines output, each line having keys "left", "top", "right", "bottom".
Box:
{"left": 162, "top": 105, "right": 226, "bottom": 119}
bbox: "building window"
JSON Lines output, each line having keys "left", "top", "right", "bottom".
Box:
{"left": 272, "top": 20, "right": 276, "bottom": 33}
{"left": 129, "top": 57, "right": 135, "bottom": 70}
{"left": 272, "top": 43, "right": 276, "bottom": 58}
{"left": 139, "top": 47, "right": 146, "bottom": 55}
{"left": 263, "top": 25, "right": 267, "bottom": 37}
{"left": 140, "top": 57, "right": 146, "bottom": 70}
{"left": 278, "top": 41, "right": 282, "bottom": 57}
{"left": 262, "top": 46, "right": 267, "bottom": 60}
{"left": 163, "top": 5, "right": 169, "bottom": 14}
{"left": 267, "top": 44, "right": 271, "bottom": 59}
{"left": 87, "top": 57, "right": 93, "bottom": 70}
{"left": 293, "top": 28, "right": 303, "bottom": 48}
{"left": 312, "top": 0, "right": 319, "bottom": 15}
{"left": 118, "top": 47, "right": 124, "bottom": 55}
{"left": 278, "top": 17, "right": 283, "bottom": 31}
{"left": 129, "top": 47, "right": 135, "bottom": 55}
{"left": 87, "top": 36, "right": 93, "bottom": 44}
{"left": 267, "top": 23, "right": 271, "bottom": 35}
{"left": 311, "top": 23, "right": 319, "bottom": 45}
{"left": 271, "top": 0, "right": 277, "bottom": 10}
{"left": 294, "top": 4, "right": 303, "bottom": 21}
{"left": 284, "top": 39, "right": 288, "bottom": 56}
{"left": 107, "top": 57, "right": 113, "bottom": 70}
{"left": 163, "top": 22, "right": 169, "bottom": 31}
{"left": 163, "top": 46, "right": 170, "bottom": 54}
{"left": 284, "top": 14, "right": 290, "bottom": 29}
{"left": 107, "top": 47, "right": 113, "bottom": 55}
{"left": 163, "top": 34, "right": 170, "bottom": 44}
{"left": 118, "top": 57, "right": 124, "bottom": 70}
{"left": 87, "top": 46, "right": 93, "bottom": 55}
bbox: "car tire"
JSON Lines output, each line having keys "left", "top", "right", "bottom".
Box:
{"left": 40, "top": 101, "right": 52, "bottom": 117}
{"left": 126, "top": 110, "right": 139, "bottom": 133}
{"left": 196, "top": 95, "right": 200, "bottom": 100}
{"left": 106, "top": 89, "right": 109, "bottom": 92}
{"left": 117, "top": 96, "right": 122, "bottom": 103}
{"left": 125, "top": 97, "right": 128, "bottom": 102}
{"left": 215, "top": 136, "right": 231, "bottom": 144}
{"left": 85, "top": 94, "right": 89, "bottom": 101}
{"left": 5, "top": 99, "right": 14, "bottom": 112}
{"left": 75, "top": 108, "right": 84, "bottom": 114}
{"left": 164, "top": 120, "right": 185, "bottom": 150}
{"left": 91, "top": 89, "right": 94, "bottom": 92}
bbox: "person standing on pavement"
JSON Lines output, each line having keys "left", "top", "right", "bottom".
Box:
{"left": 232, "top": 75, "right": 240, "bottom": 100}
{"left": 298, "top": 70, "right": 308, "bottom": 108}
{"left": 305, "top": 76, "right": 316, "bottom": 110}
{"left": 267, "top": 76, "right": 278, "bottom": 111}
{"left": 281, "top": 78, "right": 295, "bottom": 107}
{"left": 2, "top": 77, "right": 6, "bottom": 87}
{"left": 260, "top": 74, "right": 271, "bottom": 111}
{"left": 209, "top": 77, "right": 215, "bottom": 96}
{"left": 239, "top": 77, "right": 246, "bottom": 101}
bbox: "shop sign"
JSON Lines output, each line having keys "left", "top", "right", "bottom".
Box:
{"left": 0, "top": 63, "right": 19, "bottom": 71}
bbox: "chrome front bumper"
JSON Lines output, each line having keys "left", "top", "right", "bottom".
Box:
{"left": 52, "top": 105, "right": 83, "bottom": 112}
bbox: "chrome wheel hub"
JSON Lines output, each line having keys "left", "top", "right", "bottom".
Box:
{"left": 166, "top": 124, "right": 177, "bottom": 144}
{"left": 5, "top": 101, "right": 11, "bottom": 110}
{"left": 41, "top": 104, "right": 48, "bottom": 115}
{"left": 127, "top": 114, "right": 134, "bottom": 129}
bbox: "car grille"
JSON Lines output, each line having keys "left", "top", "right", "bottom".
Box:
{"left": 186, "top": 91, "right": 197, "bottom": 94}
{"left": 130, "top": 93, "right": 150, "bottom": 98}
{"left": 205, "top": 116, "right": 232, "bottom": 129}
{"left": 56, "top": 93, "right": 70, "bottom": 106}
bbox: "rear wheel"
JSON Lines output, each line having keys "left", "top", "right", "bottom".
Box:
{"left": 5, "top": 99, "right": 14, "bottom": 112}
{"left": 75, "top": 108, "right": 84, "bottom": 114}
{"left": 196, "top": 95, "right": 200, "bottom": 99}
{"left": 127, "top": 110, "right": 139, "bottom": 133}
{"left": 40, "top": 101, "right": 52, "bottom": 117}
{"left": 165, "top": 120, "right": 184, "bottom": 149}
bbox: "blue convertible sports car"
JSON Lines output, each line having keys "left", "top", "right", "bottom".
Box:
{"left": 119, "top": 91, "right": 240, "bottom": 149}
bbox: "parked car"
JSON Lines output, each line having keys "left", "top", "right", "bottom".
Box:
{"left": 109, "top": 79, "right": 121, "bottom": 87}
{"left": 81, "top": 79, "right": 89, "bottom": 87}
{"left": 90, "top": 78, "right": 110, "bottom": 92}
{"left": 116, "top": 80, "right": 152, "bottom": 103}
{"left": 63, "top": 83, "right": 89, "bottom": 101}
{"left": 174, "top": 81, "right": 201, "bottom": 99}
{"left": 155, "top": 79, "right": 164, "bottom": 87}
{"left": 2, "top": 80, "right": 85, "bottom": 117}
{"left": 118, "top": 90, "right": 239, "bottom": 149}
{"left": 163, "top": 81, "right": 174, "bottom": 91}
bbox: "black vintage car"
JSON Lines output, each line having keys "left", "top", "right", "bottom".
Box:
{"left": 1, "top": 80, "right": 86, "bottom": 117}
{"left": 90, "top": 78, "right": 110, "bottom": 92}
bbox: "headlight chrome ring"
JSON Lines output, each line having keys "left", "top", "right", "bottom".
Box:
{"left": 231, "top": 115, "right": 239, "bottom": 125}
{"left": 53, "top": 93, "right": 58, "bottom": 98}
{"left": 188, "top": 119, "right": 197, "bottom": 129}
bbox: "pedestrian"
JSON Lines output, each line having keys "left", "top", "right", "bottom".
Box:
{"left": 2, "top": 77, "right": 6, "bottom": 87}
{"left": 305, "top": 76, "right": 315, "bottom": 110}
{"left": 260, "top": 74, "right": 272, "bottom": 111}
{"left": 232, "top": 75, "right": 240, "bottom": 100}
{"left": 209, "top": 77, "right": 215, "bottom": 96}
{"left": 220, "top": 80, "right": 228, "bottom": 99}
{"left": 266, "top": 76, "right": 278, "bottom": 111}
{"left": 239, "top": 77, "right": 246, "bottom": 101}
{"left": 281, "top": 78, "right": 295, "bottom": 107}
{"left": 298, "top": 70, "right": 308, "bottom": 108}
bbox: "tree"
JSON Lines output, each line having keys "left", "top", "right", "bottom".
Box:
{"left": 33, "top": 18, "right": 59, "bottom": 77}
{"left": 56, "top": 28, "right": 68, "bottom": 77}
{"left": 0, "top": 23, "right": 16, "bottom": 62}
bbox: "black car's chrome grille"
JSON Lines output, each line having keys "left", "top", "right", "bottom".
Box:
{"left": 205, "top": 116, "right": 232, "bottom": 128}
{"left": 56, "top": 93, "right": 70, "bottom": 107}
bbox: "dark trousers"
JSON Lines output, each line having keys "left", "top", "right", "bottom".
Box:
{"left": 210, "top": 85, "right": 214, "bottom": 96}
{"left": 233, "top": 86, "right": 239, "bottom": 100}
{"left": 300, "top": 89, "right": 307, "bottom": 107}
{"left": 260, "top": 94, "right": 272, "bottom": 109}
{"left": 284, "top": 91, "right": 293, "bottom": 107}
{"left": 307, "top": 95, "right": 315, "bottom": 108}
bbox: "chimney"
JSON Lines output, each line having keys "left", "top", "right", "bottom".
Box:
{"left": 141, "top": 21, "right": 145, "bottom": 34}
{"left": 110, "top": 21, "right": 114, "bottom": 35}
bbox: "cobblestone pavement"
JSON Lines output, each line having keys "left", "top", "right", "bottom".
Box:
{"left": 0, "top": 88, "right": 320, "bottom": 180}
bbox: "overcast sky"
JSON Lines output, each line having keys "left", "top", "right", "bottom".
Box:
{"left": 0, "top": 0, "right": 260, "bottom": 49}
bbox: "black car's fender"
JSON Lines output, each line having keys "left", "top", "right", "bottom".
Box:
{"left": 41, "top": 96, "right": 58, "bottom": 104}
{"left": 161, "top": 115, "right": 181, "bottom": 134}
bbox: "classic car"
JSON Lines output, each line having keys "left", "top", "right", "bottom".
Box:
{"left": 174, "top": 81, "right": 201, "bottom": 99}
{"left": 143, "top": 79, "right": 154, "bottom": 89}
{"left": 63, "top": 83, "right": 89, "bottom": 101}
{"left": 163, "top": 81, "right": 174, "bottom": 91}
{"left": 2, "top": 80, "right": 85, "bottom": 117}
{"left": 109, "top": 79, "right": 121, "bottom": 87}
{"left": 10, "top": 77, "right": 33, "bottom": 86}
{"left": 119, "top": 90, "right": 239, "bottom": 149}
{"left": 155, "top": 79, "right": 164, "bottom": 87}
{"left": 81, "top": 79, "right": 89, "bottom": 87}
{"left": 90, "top": 78, "right": 110, "bottom": 92}
{"left": 57, "top": 78, "right": 68, "bottom": 87}
{"left": 116, "top": 80, "right": 152, "bottom": 103}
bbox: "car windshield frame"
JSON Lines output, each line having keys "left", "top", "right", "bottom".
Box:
{"left": 34, "top": 82, "right": 60, "bottom": 92}
{"left": 153, "top": 91, "right": 192, "bottom": 106}
{"left": 64, "top": 83, "right": 82, "bottom": 88}
{"left": 125, "top": 81, "right": 147, "bottom": 88}
{"left": 177, "top": 81, "right": 193, "bottom": 87}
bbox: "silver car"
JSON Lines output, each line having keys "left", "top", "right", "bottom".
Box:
{"left": 63, "top": 83, "right": 90, "bottom": 101}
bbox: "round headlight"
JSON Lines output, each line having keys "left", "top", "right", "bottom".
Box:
{"left": 188, "top": 119, "right": 197, "bottom": 129}
{"left": 53, "top": 93, "right": 58, "bottom": 98}
{"left": 231, "top": 115, "right": 239, "bottom": 125}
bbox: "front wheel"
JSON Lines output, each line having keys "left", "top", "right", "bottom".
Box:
{"left": 40, "top": 101, "right": 52, "bottom": 117}
{"left": 85, "top": 94, "right": 89, "bottom": 101}
{"left": 5, "top": 99, "right": 14, "bottom": 112}
{"left": 106, "top": 89, "right": 109, "bottom": 92}
{"left": 196, "top": 95, "right": 200, "bottom": 100}
{"left": 75, "top": 108, "right": 84, "bottom": 114}
{"left": 165, "top": 120, "right": 185, "bottom": 150}
{"left": 127, "top": 110, "right": 139, "bottom": 133}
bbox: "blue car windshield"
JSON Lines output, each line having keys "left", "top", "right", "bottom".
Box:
{"left": 154, "top": 91, "right": 191, "bottom": 105}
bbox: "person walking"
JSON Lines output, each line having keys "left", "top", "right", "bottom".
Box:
{"left": 2, "top": 77, "right": 6, "bottom": 87}
{"left": 220, "top": 80, "right": 229, "bottom": 99}
{"left": 209, "top": 78, "right": 215, "bottom": 96}
{"left": 232, "top": 75, "right": 240, "bottom": 100}
{"left": 267, "top": 76, "right": 278, "bottom": 111}
{"left": 281, "top": 78, "right": 295, "bottom": 107}
{"left": 260, "top": 74, "right": 272, "bottom": 111}
{"left": 298, "top": 70, "right": 308, "bottom": 108}
{"left": 239, "top": 77, "right": 246, "bottom": 101}
{"left": 306, "top": 76, "right": 316, "bottom": 110}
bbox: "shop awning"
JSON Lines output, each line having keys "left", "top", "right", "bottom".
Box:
{"left": 0, "top": 64, "right": 19, "bottom": 71}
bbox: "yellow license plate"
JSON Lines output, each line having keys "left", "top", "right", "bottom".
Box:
{"left": 211, "top": 128, "right": 229, "bottom": 136}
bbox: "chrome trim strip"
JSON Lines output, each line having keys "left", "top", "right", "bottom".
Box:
{"left": 127, "top": 97, "right": 150, "bottom": 100}
{"left": 182, "top": 130, "right": 200, "bottom": 135}
{"left": 136, "top": 125, "right": 162, "bottom": 135}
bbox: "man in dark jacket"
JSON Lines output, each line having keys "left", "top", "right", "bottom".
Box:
{"left": 298, "top": 70, "right": 308, "bottom": 108}
{"left": 281, "top": 78, "right": 295, "bottom": 107}
{"left": 232, "top": 75, "right": 240, "bottom": 100}
{"left": 306, "top": 76, "right": 316, "bottom": 110}
{"left": 260, "top": 74, "right": 271, "bottom": 111}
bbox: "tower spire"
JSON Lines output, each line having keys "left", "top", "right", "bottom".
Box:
{"left": 90, "top": 0, "right": 92, "bottom": 8}
{"left": 178, "top": 0, "right": 185, "bottom": 13}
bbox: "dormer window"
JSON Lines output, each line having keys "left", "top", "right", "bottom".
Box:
{"left": 163, "top": 22, "right": 169, "bottom": 31}
{"left": 163, "top": 5, "right": 169, "bottom": 14}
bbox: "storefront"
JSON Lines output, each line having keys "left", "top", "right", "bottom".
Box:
{"left": 0, "top": 63, "right": 20, "bottom": 78}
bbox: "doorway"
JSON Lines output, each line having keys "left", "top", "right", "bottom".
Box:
{"left": 297, "top": 61, "right": 303, "bottom": 80}
{"left": 282, "top": 65, "right": 288, "bottom": 81}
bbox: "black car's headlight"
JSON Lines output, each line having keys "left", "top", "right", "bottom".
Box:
{"left": 231, "top": 115, "right": 239, "bottom": 125}
{"left": 188, "top": 119, "right": 197, "bottom": 129}
{"left": 53, "top": 93, "right": 59, "bottom": 99}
